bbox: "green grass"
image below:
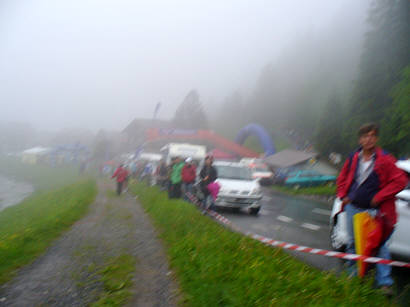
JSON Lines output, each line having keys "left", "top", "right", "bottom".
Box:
{"left": 91, "top": 254, "right": 136, "bottom": 307}
{"left": 272, "top": 184, "right": 336, "bottom": 196}
{"left": 0, "top": 179, "right": 97, "bottom": 284}
{"left": 129, "top": 183, "right": 391, "bottom": 306}
{"left": 0, "top": 155, "right": 81, "bottom": 191}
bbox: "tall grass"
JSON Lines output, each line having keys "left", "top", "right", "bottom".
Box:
{"left": 130, "top": 183, "right": 390, "bottom": 306}
{"left": 273, "top": 184, "right": 336, "bottom": 196}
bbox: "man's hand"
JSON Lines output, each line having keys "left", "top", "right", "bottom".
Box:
{"left": 341, "top": 197, "right": 350, "bottom": 206}
{"left": 370, "top": 198, "right": 379, "bottom": 208}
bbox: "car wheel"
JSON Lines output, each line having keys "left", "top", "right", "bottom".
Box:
{"left": 249, "top": 207, "right": 260, "bottom": 215}
{"left": 330, "top": 222, "right": 346, "bottom": 252}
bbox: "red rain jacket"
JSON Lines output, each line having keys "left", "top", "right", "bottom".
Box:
{"left": 112, "top": 166, "right": 129, "bottom": 183}
{"left": 337, "top": 147, "right": 407, "bottom": 238}
{"left": 181, "top": 164, "right": 196, "bottom": 183}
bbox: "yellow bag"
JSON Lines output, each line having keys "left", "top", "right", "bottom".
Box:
{"left": 353, "top": 212, "right": 379, "bottom": 277}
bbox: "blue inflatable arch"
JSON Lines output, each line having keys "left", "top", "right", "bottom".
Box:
{"left": 235, "top": 124, "right": 276, "bottom": 156}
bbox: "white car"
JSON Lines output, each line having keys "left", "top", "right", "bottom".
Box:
{"left": 329, "top": 160, "right": 410, "bottom": 259}
{"left": 213, "top": 161, "right": 263, "bottom": 215}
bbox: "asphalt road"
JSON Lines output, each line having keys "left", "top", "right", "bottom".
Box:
{"left": 217, "top": 188, "right": 410, "bottom": 302}
{"left": 219, "top": 187, "right": 343, "bottom": 272}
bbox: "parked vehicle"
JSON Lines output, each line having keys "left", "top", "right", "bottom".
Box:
{"left": 329, "top": 160, "right": 410, "bottom": 259}
{"left": 284, "top": 170, "right": 336, "bottom": 188}
{"left": 213, "top": 161, "right": 263, "bottom": 215}
{"left": 160, "top": 143, "right": 206, "bottom": 165}
{"left": 240, "top": 159, "right": 274, "bottom": 186}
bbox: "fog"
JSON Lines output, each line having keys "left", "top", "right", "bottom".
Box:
{"left": 1, "top": 0, "right": 370, "bottom": 134}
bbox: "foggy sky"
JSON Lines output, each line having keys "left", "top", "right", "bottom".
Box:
{"left": 0, "top": 0, "right": 370, "bottom": 132}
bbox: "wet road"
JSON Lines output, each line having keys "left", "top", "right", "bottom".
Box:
{"left": 0, "top": 175, "right": 33, "bottom": 211}
{"left": 217, "top": 188, "right": 410, "bottom": 302}
{"left": 220, "top": 187, "right": 343, "bottom": 272}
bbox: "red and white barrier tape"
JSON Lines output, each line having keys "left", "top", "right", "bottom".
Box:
{"left": 185, "top": 192, "right": 410, "bottom": 268}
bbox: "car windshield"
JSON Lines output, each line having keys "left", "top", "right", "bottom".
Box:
{"left": 216, "top": 165, "right": 253, "bottom": 180}
{"left": 254, "top": 165, "right": 269, "bottom": 172}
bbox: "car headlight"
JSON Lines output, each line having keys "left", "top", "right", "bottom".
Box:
{"left": 251, "top": 188, "right": 261, "bottom": 196}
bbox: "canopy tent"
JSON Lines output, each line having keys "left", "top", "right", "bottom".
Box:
{"left": 208, "top": 148, "right": 236, "bottom": 160}
{"left": 263, "top": 149, "right": 316, "bottom": 169}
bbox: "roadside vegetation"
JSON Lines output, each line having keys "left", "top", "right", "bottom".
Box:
{"left": 0, "top": 179, "right": 97, "bottom": 284}
{"left": 0, "top": 157, "right": 97, "bottom": 284}
{"left": 91, "top": 254, "right": 136, "bottom": 307}
{"left": 130, "top": 183, "right": 391, "bottom": 306}
{"left": 272, "top": 184, "right": 336, "bottom": 197}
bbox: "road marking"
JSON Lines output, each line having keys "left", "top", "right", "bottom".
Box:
{"left": 262, "top": 195, "right": 272, "bottom": 201}
{"left": 312, "top": 208, "right": 331, "bottom": 216}
{"left": 251, "top": 224, "right": 268, "bottom": 232}
{"left": 301, "top": 223, "right": 321, "bottom": 231}
{"left": 277, "top": 215, "right": 293, "bottom": 223}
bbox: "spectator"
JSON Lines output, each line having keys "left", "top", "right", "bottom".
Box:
{"left": 155, "top": 159, "right": 168, "bottom": 190}
{"left": 169, "top": 157, "right": 184, "bottom": 199}
{"left": 181, "top": 157, "right": 197, "bottom": 201}
{"left": 111, "top": 164, "right": 129, "bottom": 195}
{"left": 336, "top": 123, "right": 406, "bottom": 295}
{"left": 199, "top": 155, "right": 218, "bottom": 210}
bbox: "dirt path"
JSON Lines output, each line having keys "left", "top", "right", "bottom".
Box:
{"left": 0, "top": 180, "right": 179, "bottom": 306}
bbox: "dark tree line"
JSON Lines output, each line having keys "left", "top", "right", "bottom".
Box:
{"left": 210, "top": 0, "right": 409, "bottom": 158}
{"left": 320, "top": 0, "right": 410, "bottom": 157}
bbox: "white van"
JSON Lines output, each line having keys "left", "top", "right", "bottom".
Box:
{"left": 160, "top": 143, "right": 206, "bottom": 164}
{"left": 213, "top": 161, "right": 263, "bottom": 215}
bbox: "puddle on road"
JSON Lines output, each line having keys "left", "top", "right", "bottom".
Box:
{"left": 0, "top": 175, "right": 33, "bottom": 211}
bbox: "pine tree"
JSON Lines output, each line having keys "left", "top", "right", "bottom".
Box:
{"left": 315, "top": 92, "right": 345, "bottom": 155}
{"left": 380, "top": 66, "right": 410, "bottom": 157}
{"left": 345, "top": 0, "right": 410, "bottom": 142}
{"left": 173, "top": 90, "right": 208, "bottom": 129}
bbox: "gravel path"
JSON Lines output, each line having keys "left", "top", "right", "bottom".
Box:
{"left": 0, "top": 180, "right": 179, "bottom": 306}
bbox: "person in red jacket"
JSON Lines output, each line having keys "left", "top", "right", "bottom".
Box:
{"left": 181, "top": 157, "right": 197, "bottom": 201}
{"left": 112, "top": 164, "right": 129, "bottom": 195}
{"left": 336, "top": 123, "right": 407, "bottom": 292}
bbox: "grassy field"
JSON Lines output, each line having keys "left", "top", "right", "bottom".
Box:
{"left": 0, "top": 155, "right": 81, "bottom": 191}
{"left": 0, "top": 179, "right": 97, "bottom": 284}
{"left": 272, "top": 184, "right": 336, "bottom": 196}
{"left": 129, "top": 183, "right": 391, "bottom": 306}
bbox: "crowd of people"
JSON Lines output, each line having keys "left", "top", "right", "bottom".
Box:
{"left": 110, "top": 123, "right": 407, "bottom": 295}
{"left": 110, "top": 154, "right": 219, "bottom": 210}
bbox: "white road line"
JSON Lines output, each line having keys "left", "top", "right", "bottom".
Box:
{"left": 262, "top": 195, "right": 272, "bottom": 201}
{"left": 251, "top": 224, "right": 268, "bottom": 232}
{"left": 312, "top": 208, "right": 331, "bottom": 216}
{"left": 301, "top": 223, "right": 321, "bottom": 231}
{"left": 277, "top": 215, "right": 293, "bottom": 223}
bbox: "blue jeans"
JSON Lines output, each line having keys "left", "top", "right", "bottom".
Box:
{"left": 183, "top": 183, "right": 193, "bottom": 201}
{"left": 345, "top": 203, "right": 393, "bottom": 286}
{"left": 202, "top": 195, "right": 214, "bottom": 210}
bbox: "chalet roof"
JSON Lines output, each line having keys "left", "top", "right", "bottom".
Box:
{"left": 263, "top": 149, "right": 317, "bottom": 168}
